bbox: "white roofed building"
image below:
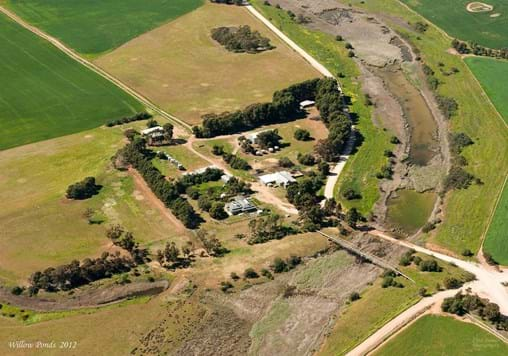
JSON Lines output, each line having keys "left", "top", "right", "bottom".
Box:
{"left": 259, "top": 171, "right": 296, "bottom": 188}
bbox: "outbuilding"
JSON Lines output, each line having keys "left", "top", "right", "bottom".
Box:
{"left": 259, "top": 171, "right": 296, "bottom": 188}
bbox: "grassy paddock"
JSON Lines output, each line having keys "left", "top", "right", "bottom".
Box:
{"left": 375, "top": 314, "right": 508, "bottom": 355}
{"left": 401, "top": 0, "right": 508, "bottom": 49}
{"left": 4, "top": 0, "right": 204, "bottom": 57}
{"left": 464, "top": 57, "right": 508, "bottom": 264}
{"left": 0, "top": 12, "right": 142, "bottom": 151}
{"left": 319, "top": 253, "right": 473, "bottom": 355}
{"left": 96, "top": 2, "right": 319, "bottom": 126}
{"left": 347, "top": 0, "right": 508, "bottom": 255}
{"left": 251, "top": 0, "right": 393, "bottom": 215}
{"left": 0, "top": 123, "right": 189, "bottom": 284}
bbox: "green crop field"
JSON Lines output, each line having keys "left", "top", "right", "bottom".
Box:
{"left": 465, "top": 57, "right": 508, "bottom": 264}
{"left": 375, "top": 315, "right": 508, "bottom": 355}
{"left": 465, "top": 57, "right": 508, "bottom": 125}
{"left": 4, "top": 0, "right": 204, "bottom": 56}
{"left": 401, "top": 0, "right": 508, "bottom": 49}
{"left": 483, "top": 181, "right": 508, "bottom": 264}
{"left": 0, "top": 13, "right": 142, "bottom": 151}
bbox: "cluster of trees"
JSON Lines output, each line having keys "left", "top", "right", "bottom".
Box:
{"left": 29, "top": 252, "right": 134, "bottom": 293}
{"left": 212, "top": 145, "right": 251, "bottom": 170}
{"left": 256, "top": 130, "right": 282, "bottom": 149}
{"left": 247, "top": 214, "right": 295, "bottom": 244}
{"left": 442, "top": 292, "right": 508, "bottom": 330}
{"left": 381, "top": 270, "right": 404, "bottom": 288}
{"left": 278, "top": 156, "right": 294, "bottom": 168}
{"left": 197, "top": 230, "right": 228, "bottom": 256}
{"left": 105, "top": 225, "right": 148, "bottom": 264}
{"left": 399, "top": 249, "right": 442, "bottom": 272}
{"left": 420, "top": 63, "right": 459, "bottom": 120}
{"left": 271, "top": 255, "right": 302, "bottom": 273}
{"left": 314, "top": 79, "right": 352, "bottom": 162}
{"left": 66, "top": 177, "right": 101, "bottom": 200}
{"left": 116, "top": 139, "right": 224, "bottom": 228}
{"left": 445, "top": 132, "right": 477, "bottom": 191}
{"left": 156, "top": 241, "right": 194, "bottom": 269}
{"left": 297, "top": 153, "right": 317, "bottom": 166}
{"left": 211, "top": 25, "right": 273, "bottom": 53}
{"left": 106, "top": 112, "right": 152, "bottom": 127}
{"left": 452, "top": 39, "right": 508, "bottom": 60}
{"left": 192, "top": 78, "right": 321, "bottom": 138}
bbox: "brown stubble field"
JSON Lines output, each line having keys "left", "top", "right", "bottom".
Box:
{"left": 95, "top": 2, "right": 320, "bottom": 126}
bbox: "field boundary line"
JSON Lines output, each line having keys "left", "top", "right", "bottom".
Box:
{"left": 0, "top": 6, "right": 192, "bottom": 132}
{"left": 478, "top": 173, "right": 508, "bottom": 262}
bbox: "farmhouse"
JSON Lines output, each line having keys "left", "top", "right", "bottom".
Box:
{"left": 259, "top": 171, "right": 296, "bottom": 188}
{"left": 225, "top": 196, "right": 257, "bottom": 215}
{"left": 300, "top": 100, "right": 315, "bottom": 109}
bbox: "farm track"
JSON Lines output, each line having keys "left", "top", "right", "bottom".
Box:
{"left": 0, "top": 6, "right": 192, "bottom": 133}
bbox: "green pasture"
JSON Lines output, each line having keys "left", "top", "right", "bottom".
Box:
{"left": 402, "top": 0, "right": 508, "bottom": 49}
{"left": 465, "top": 57, "right": 508, "bottom": 264}
{"left": 375, "top": 315, "right": 508, "bottom": 355}
{"left": 5, "top": 0, "right": 204, "bottom": 56}
{"left": 0, "top": 13, "right": 142, "bottom": 151}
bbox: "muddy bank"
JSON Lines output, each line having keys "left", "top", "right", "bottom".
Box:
{"left": 0, "top": 280, "right": 169, "bottom": 312}
{"left": 269, "top": 0, "right": 450, "bottom": 234}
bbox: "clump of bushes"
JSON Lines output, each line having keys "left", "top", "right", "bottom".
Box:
{"left": 211, "top": 25, "right": 273, "bottom": 54}
{"left": 294, "top": 128, "right": 311, "bottom": 141}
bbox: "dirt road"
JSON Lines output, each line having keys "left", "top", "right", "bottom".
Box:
{"left": 245, "top": 5, "right": 336, "bottom": 81}
{"left": 129, "top": 168, "right": 187, "bottom": 233}
{"left": 346, "top": 288, "right": 460, "bottom": 356}
{"left": 185, "top": 138, "right": 298, "bottom": 215}
{"left": 0, "top": 5, "right": 192, "bottom": 132}
{"left": 370, "top": 230, "right": 508, "bottom": 314}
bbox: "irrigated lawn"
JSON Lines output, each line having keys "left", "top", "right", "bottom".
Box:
{"left": 401, "top": 0, "right": 508, "bottom": 49}
{"left": 251, "top": 0, "right": 393, "bottom": 215}
{"left": 0, "top": 12, "right": 142, "bottom": 151}
{"left": 0, "top": 123, "right": 189, "bottom": 284}
{"left": 375, "top": 315, "right": 508, "bottom": 356}
{"left": 4, "top": 0, "right": 204, "bottom": 57}
{"left": 319, "top": 253, "right": 473, "bottom": 355}
{"left": 347, "top": 0, "right": 508, "bottom": 256}
{"left": 96, "top": 2, "right": 320, "bottom": 126}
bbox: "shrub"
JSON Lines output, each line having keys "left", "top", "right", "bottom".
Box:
{"left": 294, "top": 128, "right": 311, "bottom": 141}
{"left": 443, "top": 277, "right": 463, "bottom": 289}
{"left": 272, "top": 257, "right": 288, "bottom": 273}
{"left": 244, "top": 268, "right": 259, "bottom": 279}
{"left": 343, "top": 188, "right": 361, "bottom": 200}
{"left": 419, "top": 259, "right": 442, "bottom": 272}
{"left": 220, "top": 281, "right": 234, "bottom": 293}
{"left": 209, "top": 202, "right": 228, "bottom": 220}
{"left": 279, "top": 157, "right": 295, "bottom": 168}
{"left": 444, "top": 167, "right": 474, "bottom": 191}
{"left": 297, "top": 153, "right": 316, "bottom": 166}
{"left": 349, "top": 292, "right": 360, "bottom": 301}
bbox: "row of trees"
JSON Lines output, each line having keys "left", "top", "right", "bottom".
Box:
{"left": 105, "top": 112, "right": 152, "bottom": 127}
{"left": 452, "top": 39, "right": 508, "bottom": 60}
{"left": 442, "top": 292, "right": 508, "bottom": 330}
{"left": 115, "top": 138, "right": 223, "bottom": 228}
{"left": 211, "top": 25, "right": 273, "bottom": 53}
{"left": 314, "top": 78, "right": 352, "bottom": 162}
{"left": 192, "top": 78, "right": 321, "bottom": 137}
{"left": 29, "top": 252, "right": 134, "bottom": 293}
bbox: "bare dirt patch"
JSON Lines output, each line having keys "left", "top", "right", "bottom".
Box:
{"left": 467, "top": 2, "right": 494, "bottom": 13}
